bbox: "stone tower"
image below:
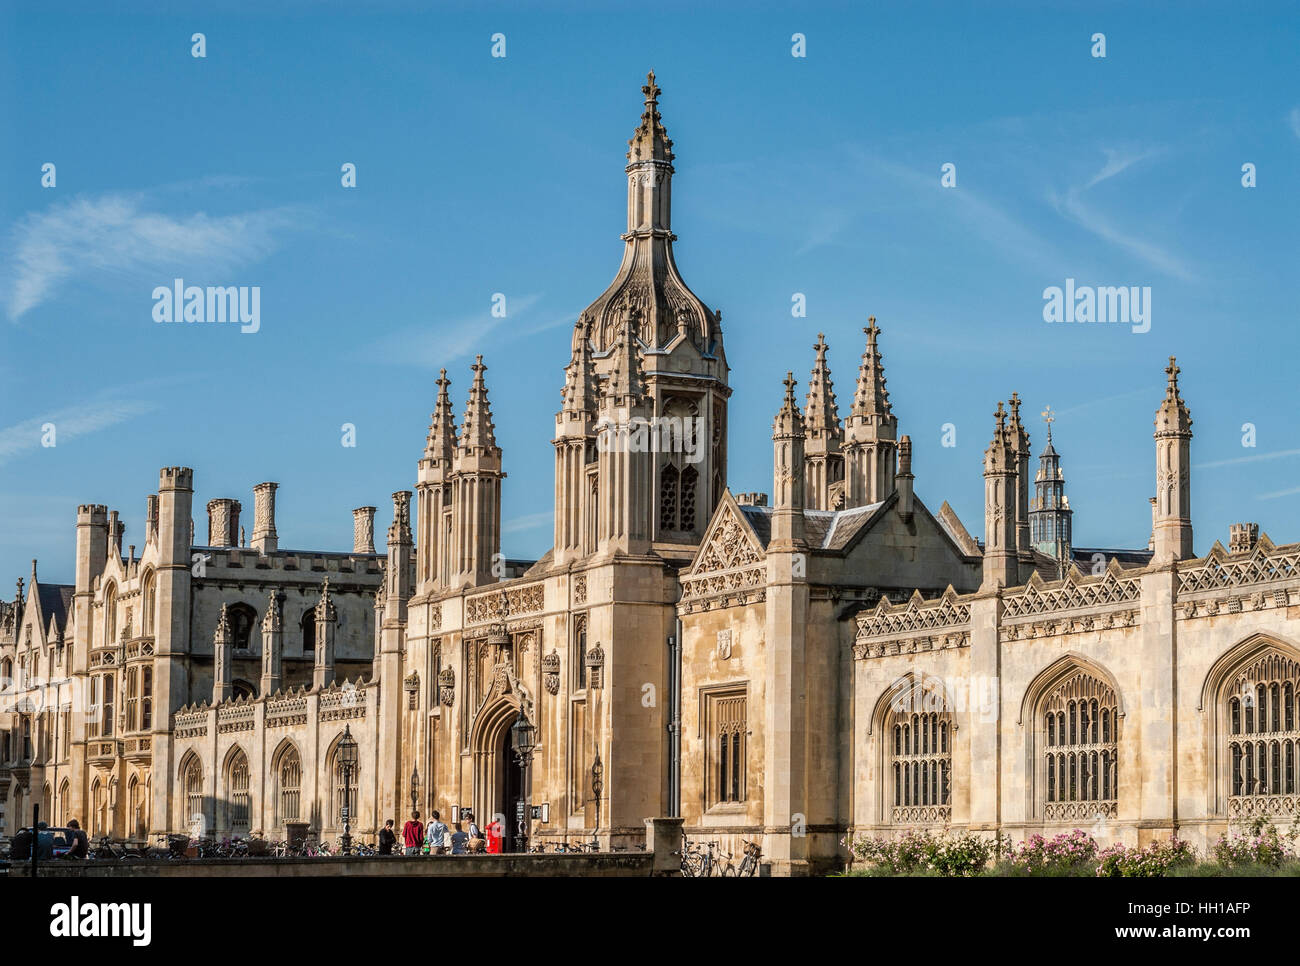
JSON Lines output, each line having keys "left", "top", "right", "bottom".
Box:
{"left": 843, "top": 319, "right": 898, "bottom": 508}
{"left": 1153, "top": 356, "right": 1194, "bottom": 560}
{"left": 1030, "top": 406, "right": 1073, "bottom": 570}
{"left": 803, "top": 334, "right": 844, "bottom": 511}
{"left": 574, "top": 71, "right": 730, "bottom": 548}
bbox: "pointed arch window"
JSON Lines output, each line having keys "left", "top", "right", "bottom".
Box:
{"left": 1039, "top": 669, "right": 1118, "bottom": 820}
{"left": 227, "top": 603, "right": 258, "bottom": 651}
{"left": 301, "top": 610, "right": 316, "bottom": 655}
{"left": 225, "top": 749, "right": 251, "bottom": 832}
{"left": 141, "top": 571, "right": 156, "bottom": 635}
{"left": 329, "top": 740, "right": 359, "bottom": 829}
{"left": 276, "top": 745, "right": 302, "bottom": 824}
{"left": 104, "top": 584, "right": 118, "bottom": 644}
{"left": 1226, "top": 650, "right": 1300, "bottom": 817}
{"left": 181, "top": 756, "right": 204, "bottom": 832}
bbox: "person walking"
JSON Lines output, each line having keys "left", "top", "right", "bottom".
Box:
{"left": 378, "top": 819, "right": 397, "bottom": 855}
{"left": 425, "top": 810, "right": 448, "bottom": 855}
{"left": 401, "top": 811, "right": 424, "bottom": 856}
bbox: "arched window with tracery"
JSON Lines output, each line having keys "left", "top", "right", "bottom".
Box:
{"left": 1039, "top": 669, "right": 1118, "bottom": 820}
{"left": 180, "top": 755, "right": 203, "bottom": 832}
{"left": 656, "top": 398, "right": 701, "bottom": 534}
{"left": 276, "top": 744, "right": 302, "bottom": 824}
{"left": 225, "top": 748, "right": 251, "bottom": 832}
{"left": 885, "top": 677, "right": 953, "bottom": 823}
{"left": 91, "top": 777, "right": 107, "bottom": 835}
{"left": 1226, "top": 650, "right": 1300, "bottom": 817}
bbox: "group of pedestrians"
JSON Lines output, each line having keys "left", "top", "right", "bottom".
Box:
{"left": 376, "top": 810, "right": 504, "bottom": 856}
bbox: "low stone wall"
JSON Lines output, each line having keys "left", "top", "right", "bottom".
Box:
{"left": 14, "top": 851, "right": 658, "bottom": 878}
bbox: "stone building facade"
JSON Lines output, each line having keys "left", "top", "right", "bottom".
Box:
{"left": 1, "top": 74, "right": 1295, "bottom": 874}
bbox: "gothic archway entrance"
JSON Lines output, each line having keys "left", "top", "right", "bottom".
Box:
{"left": 470, "top": 697, "right": 520, "bottom": 850}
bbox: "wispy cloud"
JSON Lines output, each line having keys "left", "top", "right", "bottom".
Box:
{"left": 0, "top": 393, "right": 159, "bottom": 465}
{"left": 3, "top": 193, "right": 305, "bottom": 320}
{"left": 1289, "top": 107, "right": 1300, "bottom": 140}
{"left": 503, "top": 511, "right": 552, "bottom": 535}
{"left": 1050, "top": 148, "right": 1196, "bottom": 282}
{"left": 371, "top": 293, "right": 551, "bottom": 368}
{"left": 1197, "top": 448, "right": 1300, "bottom": 470}
{"left": 1259, "top": 485, "right": 1300, "bottom": 500}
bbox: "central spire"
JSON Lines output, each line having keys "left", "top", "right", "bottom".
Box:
{"left": 577, "top": 72, "right": 719, "bottom": 355}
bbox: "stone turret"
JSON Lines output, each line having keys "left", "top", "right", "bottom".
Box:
{"left": 771, "top": 372, "right": 806, "bottom": 549}
{"left": 213, "top": 603, "right": 233, "bottom": 703}
{"left": 554, "top": 320, "right": 599, "bottom": 565}
{"left": 1008, "top": 392, "right": 1032, "bottom": 562}
{"left": 1152, "top": 356, "right": 1193, "bottom": 561}
{"left": 803, "top": 333, "right": 844, "bottom": 511}
{"left": 260, "top": 589, "right": 283, "bottom": 696}
{"left": 417, "top": 369, "right": 457, "bottom": 590}
{"left": 450, "top": 357, "right": 504, "bottom": 587}
{"left": 312, "top": 578, "right": 337, "bottom": 689}
{"left": 597, "top": 314, "right": 654, "bottom": 555}
{"left": 843, "top": 319, "right": 898, "bottom": 508}
{"left": 982, "top": 403, "right": 1018, "bottom": 589}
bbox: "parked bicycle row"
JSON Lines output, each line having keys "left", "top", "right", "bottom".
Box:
{"left": 677, "top": 837, "right": 762, "bottom": 877}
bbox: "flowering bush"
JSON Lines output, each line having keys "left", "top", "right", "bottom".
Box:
{"left": 851, "top": 829, "right": 998, "bottom": 877}
{"left": 1007, "top": 830, "right": 1098, "bottom": 875}
{"left": 1212, "top": 817, "right": 1298, "bottom": 869}
{"left": 1095, "top": 838, "right": 1195, "bottom": 877}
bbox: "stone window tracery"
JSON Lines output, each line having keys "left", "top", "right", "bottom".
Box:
{"left": 1040, "top": 670, "right": 1117, "bottom": 820}
{"left": 276, "top": 746, "right": 302, "bottom": 824}
{"left": 1226, "top": 651, "right": 1300, "bottom": 816}
{"left": 705, "top": 689, "right": 747, "bottom": 807}
{"left": 886, "top": 681, "right": 953, "bottom": 824}
{"left": 226, "top": 749, "right": 250, "bottom": 832}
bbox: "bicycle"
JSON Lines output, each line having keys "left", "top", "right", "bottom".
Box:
{"left": 736, "top": 839, "right": 762, "bottom": 877}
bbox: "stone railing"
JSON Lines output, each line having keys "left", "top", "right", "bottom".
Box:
{"left": 678, "top": 564, "right": 766, "bottom": 612}
{"left": 1043, "top": 799, "right": 1116, "bottom": 822}
{"left": 172, "top": 708, "right": 209, "bottom": 739}
{"left": 216, "top": 701, "right": 256, "bottom": 734}
{"left": 265, "top": 692, "right": 309, "bottom": 728}
{"left": 1228, "top": 794, "right": 1300, "bottom": 819}
{"left": 892, "top": 804, "right": 951, "bottom": 825}
{"left": 319, "top": 681, "right": 368, "bottom": 721}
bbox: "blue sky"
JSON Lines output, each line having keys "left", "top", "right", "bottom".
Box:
{"left": 2, "top": 0, "right": 1298, "bottom": 585}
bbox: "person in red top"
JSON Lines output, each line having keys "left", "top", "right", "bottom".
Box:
{"left": 485, "top": 819, "right": 503, "bottom": 854}
{"left": 401, "top": 811, "right": 425, "bottom": 856}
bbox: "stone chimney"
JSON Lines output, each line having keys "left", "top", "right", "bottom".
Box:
{"left": 1148, "top": 497, "right": 1157, "bottom": 551}
{"left": 353, "top": 506, "right": 377, "bottom": 553}
{"left": 146, "top": 494, "right": 159, "bottom": 543}
{"left": 107, "top": 510, "right": 125, "bottom": 557}
{"left": 1229, "top": 522, "right": 1259, "bottom": 554}
{"left": 207, "top": 498, "right": 241, "bottom": 547}
{"left": 251, "top": 482, "right": 278, "bottom": 553}
{"left": 735, "top": 493, "right": 768, "bottom": 507}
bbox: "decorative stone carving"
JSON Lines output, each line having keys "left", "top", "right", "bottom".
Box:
{"left": 716, "top": 629, "right": 733, "bottom": 660}
{"left": 542, "top": 651, "right": 561, "bottom": 695}
{"left": 438, "top": 667, "right": 455, "bottom": 706}
{"left": 585, "top": 644, "right": 605, "bottom": 689}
